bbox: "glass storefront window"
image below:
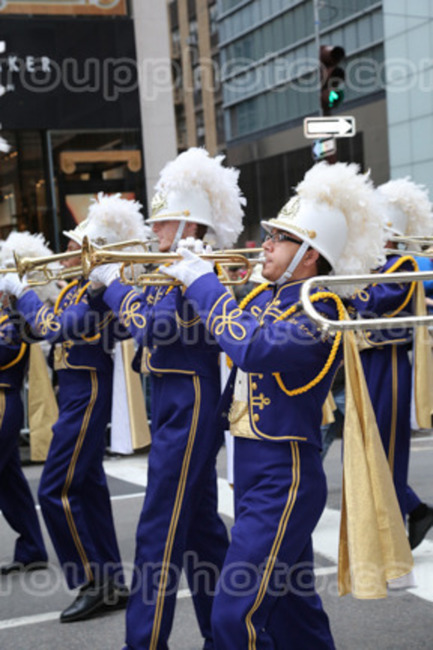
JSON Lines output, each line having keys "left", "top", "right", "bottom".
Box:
{"left": 54, "top": 128, "right": 146, "bottom": 249}
{"left": 0, "top": 1, "right": 128, "bottom": 16}
{"left": 0, "top": 131, "right": 48, "bottom": 240}
{"left": 0, "top": 128, "right": 145, "bottom": 251}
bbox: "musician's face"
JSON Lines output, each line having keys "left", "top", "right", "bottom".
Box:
{"left": 262, "top": 229, "right": 303, "bottom": 282}
{"left": 62, "top": 240, "right": 81, "bottom": 268}
{"left": 262, "top": 229, "right": 318, "bottom": 283}
{"left": 152, "top": 220, "right": 197, "bottom": 252}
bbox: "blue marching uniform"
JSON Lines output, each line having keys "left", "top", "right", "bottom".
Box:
{"left": 185, "top": 273, "right": 343, "bottom": 650}
{"left": 102, "top": 279, "right": 229, "bottom": 650}
{"left": 15, "top": 280, "right": 124, "bottom": 589}
{"left": 0, "top": 311, "right": 48, "bottom": 567}
{"left": 348, "top": 254, "right": 416, "bottom": 518}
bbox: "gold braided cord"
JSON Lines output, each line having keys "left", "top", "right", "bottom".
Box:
{"left": 75, "top": 281, "right": 91, "bottom": 305}
{"left": 0, "top": 342, "right": 27, "bottom": 371}
{"left": 381, "top": 255, "right": 417, "bottom": 318}
{"left": 54, "top": 279, "right": 78, "bottom": 315}
{"left": 273, "top": 291, "right": 345, "bottom": 397}
{"left": 0, "top": 312, "right": 27, "bottom": 370}
{"left": 238, "top": 283, "right": 270, "bottom": 311}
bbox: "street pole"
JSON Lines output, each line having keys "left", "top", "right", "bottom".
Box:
{"left": 312, "top": 0, "right": 338, "bottom": 163}
{"left": 313, "top": 0, "right": 322, "bottom": 117}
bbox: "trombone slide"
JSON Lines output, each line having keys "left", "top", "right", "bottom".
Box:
{"left": 300, "top": 271, "right": 433, "bottom": 333}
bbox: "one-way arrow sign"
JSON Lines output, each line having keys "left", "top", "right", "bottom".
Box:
{"left": 304, "top": 116, "right": 356, "bottom": 139}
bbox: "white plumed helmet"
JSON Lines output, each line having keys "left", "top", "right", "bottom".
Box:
{"left": 1, "top": 231, "right": 52, "bottom": 267}
{"left": 377, "top": 177, "right": 433, "bottom": 238}
{"left": 262, "top": 162, "right": 387, "bottom": 296}
{"left": 63, "top": 193, "right": 150, "bottom": 247}
{"left": 1, "top": 231, "right": 59, "bottom": 303}
{"left": 147, "top": 147, "right": 246, "bottom": 249}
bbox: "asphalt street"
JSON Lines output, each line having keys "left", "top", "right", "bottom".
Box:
{"left": 1, "top": 433, "right": 433, "bottom": 650}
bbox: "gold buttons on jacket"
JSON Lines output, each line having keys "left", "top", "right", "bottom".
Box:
{"left": 252, "top": 382, "right": 258, "bottom": 390}
{"left": 253, "top": 414, "right": 260, "bottom": 422}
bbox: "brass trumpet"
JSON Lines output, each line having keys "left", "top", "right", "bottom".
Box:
{"left": 13, "top": 238, "right": 153, "bottom": 286}
{"left": 300, "top": 271, "right": 433, "bottom": 333}
{"left": 81, "top": 236, "right": 256, "bottom": 286}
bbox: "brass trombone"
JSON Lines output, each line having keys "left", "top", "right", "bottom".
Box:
{"left": 81, "top": 236, "right": 256, "bottom": 286}
{"left": 300, "top": 271, "right": 433, "bottom": 333}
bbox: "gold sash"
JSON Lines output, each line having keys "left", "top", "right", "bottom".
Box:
{"left": 338, "top": 329, "right": 413, "bottom": 599}
{"left": 322, "top": 391, "right": 336, "bottom": 426}
{"left": 28, "top": 344, "right": 58, "bottom": 461}
{"left": 122, "top": 339, "right": 151, "bottom": 449}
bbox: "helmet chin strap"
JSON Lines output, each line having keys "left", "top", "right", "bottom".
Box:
{"left": 276, "top": 241, "right": 309, "bottom": 285}
{"left": 170, "top": 220, "right": 186, "bottom": 252}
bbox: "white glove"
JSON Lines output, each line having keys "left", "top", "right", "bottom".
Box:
{"left": 1, "top": 272, "right": 28, "bottom": 298}
{"left": 161, "top": 248, "right": 213, "bottom": 287}
{"left": 177, "top": 237, "right": 210, "bottom": 254}
{"left": 89, "top": 264, "right": 120, "bottom": 287}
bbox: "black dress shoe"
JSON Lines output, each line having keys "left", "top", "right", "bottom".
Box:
{"left": 409, "top": 504, "right": 433, "bottom": 550}
{"left": 60, "top": 579, "right": 129, "bottom": 623}
{"left": 103, "top": 583, "right": 130, "bottom": 612}
{"left": 0, "top": 560, "right": 48, "bottom": 576}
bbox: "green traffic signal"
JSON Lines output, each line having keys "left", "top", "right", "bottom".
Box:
{"left": 320, "top": 45, "right": 346, "bottom": 114}
{"left": 328, "top": 89, "right": 344, "bottom": 108}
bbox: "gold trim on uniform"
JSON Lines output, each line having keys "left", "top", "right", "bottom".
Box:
{"left": 36, "top": 307, "right": 61, "bottom": 335}
{"left": 141, "top": 341, "right": 197, "bottom": 376}
{"left": 0, "top": 389, "right": 5, "bottom": 431}
{"left": 210, "top": 296, "right": 247, "bottom": 341}
{"left": 120, "top": 292, "right": 147, "bottom": 329}
{"left": 176, "top": 312, "right": 201, "bottom": 328}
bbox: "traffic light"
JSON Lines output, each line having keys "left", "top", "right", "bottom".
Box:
{"left": 320, "top": 45, "right": 345, "bottom": 115}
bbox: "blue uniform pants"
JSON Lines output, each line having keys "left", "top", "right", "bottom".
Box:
{"left": 406, "top": 485, "right": 422, "bottom": 515}
{"left": 211, "top": 437, "right": 335, "bottom": 650}
{"left": 38, "top": 369, "right": 123, "bottom": 589}
{"left": 125, "top": 373, "right": 229, "bottom": 650}
{"left": 0, "top": 388, "right": 47, "bottom": 564}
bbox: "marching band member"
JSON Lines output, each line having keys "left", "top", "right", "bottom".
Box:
{"left": 0, "top": 233, "right": 49, "bottom": 576}
{"left": 3, "top": 232, "right": 61, "bottom": 463}
{"left": 349, "top": 178, "right": 433, "bottom": 543}
{"left": 0, "top": 194, "right": 147, "bottom": 622}
{"left": 89, "top": 148, "right": 244, "bottom": 650}
{"left": 161, "top": 162, "right": 389, "bottom": 649}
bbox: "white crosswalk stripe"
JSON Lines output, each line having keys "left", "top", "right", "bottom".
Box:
{"left": 103, "top": 454, "right": 433, "bottom": 605}
{"left": 2, "top": 453, "right": 431, "bottom": 633}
